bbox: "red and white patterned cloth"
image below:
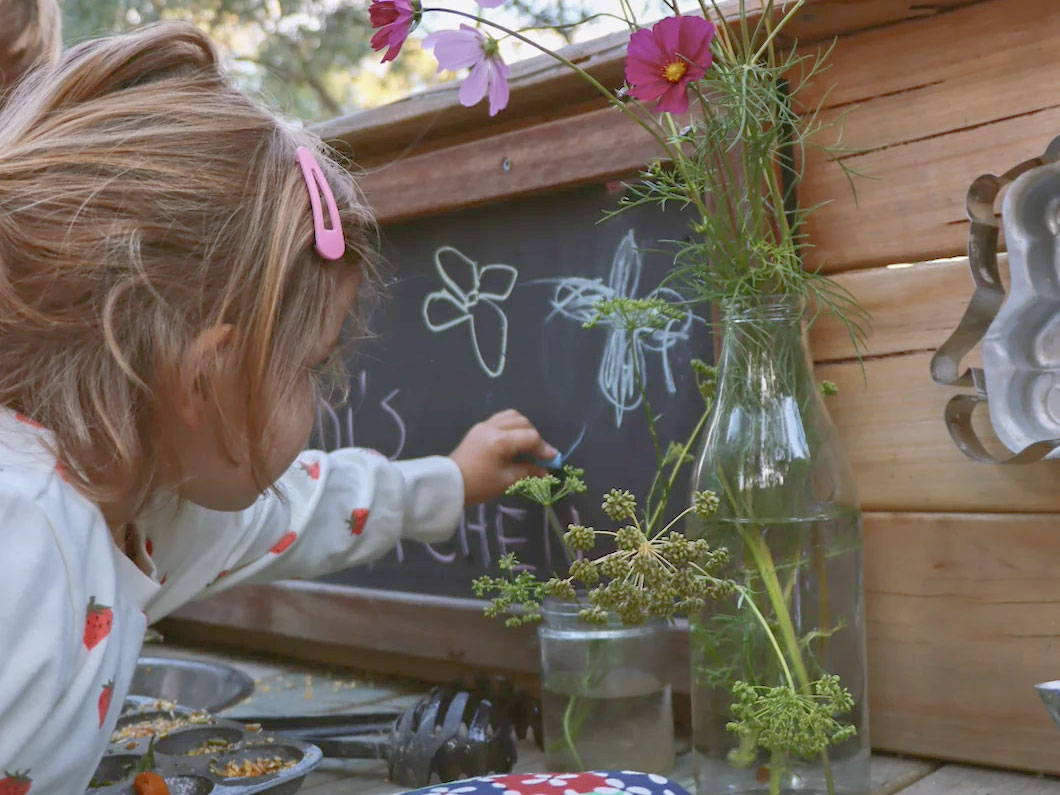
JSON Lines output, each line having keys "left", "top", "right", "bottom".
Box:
{"left": 402, "top": 771, "right": 691, "bottom": 795}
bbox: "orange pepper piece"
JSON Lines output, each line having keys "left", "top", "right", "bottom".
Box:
{"left": 133, "top": 771, "right": 169, "bottom": 795}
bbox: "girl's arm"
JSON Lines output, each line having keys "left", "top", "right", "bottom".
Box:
{"left": 141, "top": 410, "right": 554, "bottom": 621}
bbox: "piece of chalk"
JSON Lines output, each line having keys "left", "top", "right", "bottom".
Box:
{"left": 516, "top": 452, "right": 564, "bottom": 469}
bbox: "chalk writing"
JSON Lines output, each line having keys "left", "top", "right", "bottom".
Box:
{"left": 314, "top": 370, "right": 407, "bottom": 459}
{"left": 544, "top": 230, "right": 694, "bottom": 426}
{"left": 422, "top": 246, "right": 518, "bottom": 379}
{"left": 375, "top": 502, "right": 582, "bottom": 577}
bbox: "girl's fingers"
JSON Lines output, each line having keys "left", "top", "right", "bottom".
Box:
{"left": 500, "top": 428, "right": 560, "bottom": 461}
{"left": 490, "top": 408, "right": 531, "bottom": 430}
{"left": 499, "top": 427, "right": 544, "bottom": 457}
{"left": 505, "top": 462, "right": 547, "bottom": 482}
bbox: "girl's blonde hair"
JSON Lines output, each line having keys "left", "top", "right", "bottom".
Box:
{"left": 0, "top": 22, "right": 378, "bottom": 510}
{"left": 0, "top": 0, "right": 61, "bottom": 96}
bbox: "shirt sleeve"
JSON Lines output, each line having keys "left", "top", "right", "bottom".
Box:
{"left": 156, "top": 449, "right": 465, "bottom": 604}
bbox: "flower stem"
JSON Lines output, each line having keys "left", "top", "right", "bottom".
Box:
{"left": 768, "top": 748, "right": 784, "bottom": 795}
{"left": 645, "top": 403, "right": 711, "bottom": 535}
{"left": 752, "top": 0, "right": 806, "bottom": 62}
{"left": 715, "top": 472, "right": 840, "bottom": 795}
{"left": 740, "top": 527, "right": 811, "bottom": 689}
{"left": 562, "top": 693, "right": 586, "bottom": 770}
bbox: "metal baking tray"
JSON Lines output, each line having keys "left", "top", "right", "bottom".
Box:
{"left": 981, "top": 160, "right": 1060, "bottom": 458}
{"left": 131, "top": 657, "right": 254, "bottom": 713}
{"left": 1036, "top": 681, "right": 1060, "bottom": 730}
{"left": 87, "top": 697, "right": 321, "bottom": 794}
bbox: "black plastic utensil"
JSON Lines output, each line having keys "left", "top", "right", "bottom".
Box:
{"left": 234, "top": 676, "right": 540, "bottom": 787}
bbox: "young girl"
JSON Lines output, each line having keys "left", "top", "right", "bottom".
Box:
{"left": 0, "top": 20, "right": 561, "bottom": 791}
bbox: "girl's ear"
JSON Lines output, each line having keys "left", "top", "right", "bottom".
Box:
{"left": 172, "top": 323, "right": 235, "bottom": 430}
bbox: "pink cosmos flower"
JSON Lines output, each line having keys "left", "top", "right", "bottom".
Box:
{"left": 369, "top": 0, "right": 419, "bottom": 63}
{"left": 422, "top": 25, "right": 511, "bottom": 117}
{"left": 625, "top": 15, "right": 716, "bottom": 114}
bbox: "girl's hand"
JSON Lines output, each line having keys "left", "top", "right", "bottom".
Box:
{"left": 449, "top": 409, "right": 558, "bottom": 505}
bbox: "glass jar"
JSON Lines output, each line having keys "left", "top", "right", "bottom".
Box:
{"left": 538, "top": 598, "right": 675, "bottom": 775}
{"left": 688, "top": 294, "right": 869, "bottom": 794}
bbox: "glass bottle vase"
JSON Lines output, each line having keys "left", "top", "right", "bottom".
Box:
{"left": 538, "top": 598, "right": 675, "bottom": 775}
{"left": 688, "top": 295, "right": 869, "bottom": 795}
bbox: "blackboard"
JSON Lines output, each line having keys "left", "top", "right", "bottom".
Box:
{"left": 315, "top": 181, "right": 712, "bottom": 598}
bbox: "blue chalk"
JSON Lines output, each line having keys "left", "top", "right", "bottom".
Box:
{"left": 516, "top": 425, "right": 586, "bottom": 470}
{"left": 516, "top": 451, "right": 565, "bottom": 469}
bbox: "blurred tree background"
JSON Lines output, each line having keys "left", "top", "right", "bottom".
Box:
{"left": 59, "top": 0, "right": 606, "bottom": 123}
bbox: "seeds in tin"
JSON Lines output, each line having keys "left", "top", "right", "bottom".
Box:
{"left": 110, "top": 711, "right": 211, "bottom": 741}
{"left": 186, "top": 737, "right": 237, "bottom": 756}
{"left": 213, "top": 756, "right": 297, "bottom": 778}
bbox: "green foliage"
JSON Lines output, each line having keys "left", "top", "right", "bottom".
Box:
{"left": 691, "top": 359, "right": 718, "bottom": 404}
{"left": 583, "top": 296, "right": 685, "bottom": 332}
{"left": 555, "top": 488, "right": 733, "bottom": 626}
{"left": 471, "top": 552, "right": 548, "bottom": 627}
{"left": 504, "top": 465, "right": 586, "bottom": 507}
{"left": 726, "top": 675, "right": 857, "bottom": 763}
{"left": 598, "top": 3, "right": 869, "bottom": 352}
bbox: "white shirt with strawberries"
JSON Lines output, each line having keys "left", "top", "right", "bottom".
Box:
{"left": 0, "top": 407, "right": 464, "bottom": 794}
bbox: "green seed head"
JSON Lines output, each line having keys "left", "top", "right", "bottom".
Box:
{"left": 615, "top": 525, "right": 646, "bottom": 551}
{"left": 544, "top": 578, "right": 576, "bottom": 600}
{"left": 579, "top": 605, "right": 610, "bottom": 625}
{"left": 661, "top": 531, "right": 693, "bottom": 563}
{"left": 569, "top": 557, "right": 600, "bottom": 585}
{"left": 599, "top": 553, "right": 629, "bottom": 579}
{"left": 602, "top": 489, "right": 638, "bottom": 521}
{"left": 692, "top": 490, "right": 720, "bottom": 519}
{"left": 563, "top": 524, "right": 596, "bottom": 552}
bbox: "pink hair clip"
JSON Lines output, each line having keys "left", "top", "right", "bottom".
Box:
{"left": 295, "top": 145, "right": 345, "bottom": 261}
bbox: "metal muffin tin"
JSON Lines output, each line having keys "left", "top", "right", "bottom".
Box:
{"left": 1035, "top": 680, "right": 1060, "bottom": 730}
{"left": 982, "top": 160, "right": 1060, "bottom": 458}
{"left": 88, "top": 697, "right": 322, "bottom": 794}
{"left": 132, "top": 657, "right": 254, "bottom": 713}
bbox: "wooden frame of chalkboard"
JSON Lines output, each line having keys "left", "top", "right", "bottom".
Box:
{"left": 162, "top": 0, "right": 969, "bottom": 685}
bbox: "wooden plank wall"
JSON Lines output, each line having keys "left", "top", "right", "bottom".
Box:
{"left": 165, "top": 0, "right": 1060, "bottom": 777}
{"left": 805, "top": 0, "right": 1060, "bottom": 774}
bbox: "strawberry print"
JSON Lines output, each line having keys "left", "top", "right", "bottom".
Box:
{"left": 83, "top": 596, "right": 113, "bottom": 650}
{"left": 299, "top": 460, "right": 321, "bottom": 480}
{"left": 98, "top": 679, "right": 114, "bottom": 727}
{"left": 345, "top": 508, "right": 369, "bottom": 535}
{"left": 13, "top": 413, "right": 44, "bottom": 429}
{"left": 0, "top": 771, "right": 31, "bottom": 795}
{"left": 270, "top": 530, "right": 297, "bottom": 554}
{"left": 54, "top": 460, "right": 69, "bottom": 481}
{"left": 145, "top": 537, "right": 154, "bottom": 557}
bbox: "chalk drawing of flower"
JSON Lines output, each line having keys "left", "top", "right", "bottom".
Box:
{"left": 548, "top": 230, "right": 694, "bottom": 426}
{"left": 422, "top": 246, "right": 518, "bottom": 378}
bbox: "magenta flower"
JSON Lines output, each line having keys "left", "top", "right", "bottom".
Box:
{"left": 423, "top": 25, "right": 511, "bottom": 116}
{"left": 625, "top": 15, "right": 716, "bottom": 114}
{"left": 369, "top": 0, "right": 420, "bottom": 63}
